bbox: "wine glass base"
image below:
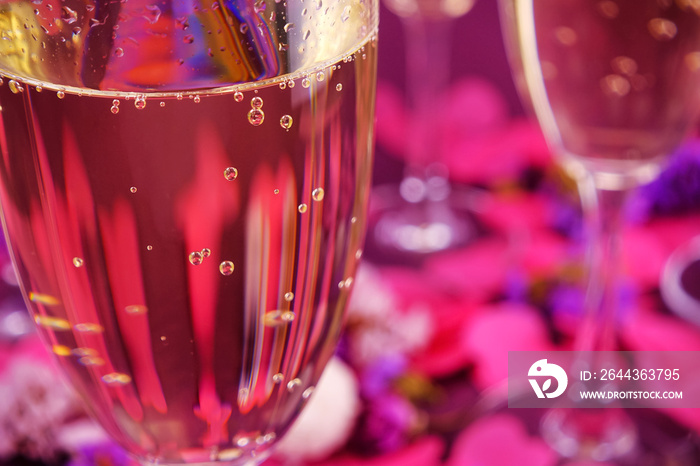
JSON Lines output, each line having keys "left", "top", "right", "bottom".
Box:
{"left": 366, "top": 181, "right": 482, "bottom": 261}
{"left": 473, "top": 387, "right": 700, "bottom": 465}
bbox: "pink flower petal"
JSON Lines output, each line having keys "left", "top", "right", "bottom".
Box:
{"left": 461, "top": 302, "right": 554, "bottom": 390}
{"left": 620, "top": 226, "right": 668, "bottom": 289}
{"left": 478, "top": 192, "right": 552, "bottom": 234}
{"left": 306, "top": 435, "right": 444, "bottom": 466}
{"left": 424, "top": 237, "right": 510, "bottom": 304}
{"left": 621, "top": 309, "right": 700, "bottom": 352}
{"left": 444, "top": 120, "right": 551, "bottom": 184}
{"left": 447, "top": 414, "right": 557, "bottom": 466}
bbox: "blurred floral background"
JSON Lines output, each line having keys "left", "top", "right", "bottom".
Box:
{"left": 4, "top": 1, "right": 700, "bottom": 465}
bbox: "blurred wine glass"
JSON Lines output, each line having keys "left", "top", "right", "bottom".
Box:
{"left": 499, "top": 0, "right": 700, "bottom": 461}
{"left": 0, "top": 0, "right": 378, "bottom": 463}
{"left": 371, "top": 0, "right": 478, "bottom": 254}
{"left": 661, "top": 236, "right": 700, "bottom": 327}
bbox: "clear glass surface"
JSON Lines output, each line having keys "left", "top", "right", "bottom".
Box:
{"left": 0, "top": 0, "right": 378, "bottom": 463}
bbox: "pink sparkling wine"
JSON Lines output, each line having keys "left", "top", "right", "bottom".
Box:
{"left": 0, "top": 0, "right": 378, "bottom": 462}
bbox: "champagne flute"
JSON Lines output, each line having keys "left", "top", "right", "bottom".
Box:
{"left": 499, "top": 0, "right": 700, "bottom": 460}
{"left": 0, "top": 0, "right": 378, "bottom": 463}
{"left": 370, "top": 0, "right": 477, "bottom": 254}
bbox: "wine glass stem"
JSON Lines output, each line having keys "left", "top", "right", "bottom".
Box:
{"left": 401, "top": 15, "right": 452, "bottom": 179}
{"left": 575, "top": 175, "right": 631, "bottom": 352}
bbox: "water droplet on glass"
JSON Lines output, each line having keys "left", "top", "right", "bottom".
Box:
{"left": 201, "top": 248, "right": 211, "bottom": 258}
{"left": 8, "top": 80, "right": 21, "bottom": 94}
{"left": 160, "top": 101, "right": 165, "bottom": 107}
{"left": 61, "top": 5, "right": 78, "bottom": 24}
{"left": 219, "top": 261, "right": 234, "bottom": 275}
{"left": 316, "top": 71, "right": 325, "bottom": 82}
{"left": 189, "top": 251, "right": 204, "bottom": 265}
{"left": 301, "top": 77, "right": 310, "bottom": 88}
{"left": 102, "top": 372, "right": 132, "bottom": 385}
{"left": 336, "top": 83, "right": 343, "bottom": 91}
{"left": 224, "top": 166, "right": 239, "bottom": 180}
{"left": 53, "top": 345, "right": 72, "bottom": 356}
{"left": 160, "top": 335, "right": 166, "bottom": 341}
{"left": 79, "top": 356, "right": 105, "bottom": 366}
{"left": 611, "top": 56, "right": 637, "bottom": 76}
{"left": 35, "top": 85, "right": 42, "bottom": 92}
{"left": 279, "top": 81, "right": 287, "bottom": 89}
{"left": 597, "top": 0, "right": 619, "bottom": 18}
{"left": 287, "top": 378, "right": 301, "bottom": 392}
{"left": 303, "top": 29, "right": 311, "bottom": 40}
{"left": 272, "top": 373, "right": 284, "bottom": 384}
{"left": 73, "top": 257, "right": 84, "bottom": 267}
{"left": 264, "top": 310, "right": 295, "bottom": 326}
{"left": 35, "top": 315, "right": 71, "bottom": 330}
{"left": 236, "top": 437, "right": 250, "bottom": 447}
{"left": 125, "top": 304, "right": 148, "bottom": 315}
{"left": 177, "top": 93, "right": 184, "bottom": 100}
{"left": 302, "top": 386, "right": 314, "bottom": 399}
{"left": 28, "top": 291, "right": 60, "bottom": 306}
{"left": 248, "top": 108, "right": 265, "bottom": 126}
{"left": 114, "top": 47, "right": 124, "bottom": 57}
{"left": 312, "top": 187, "right": 324, "bottom": 201}
{"left": 355, "top": 249, "right": 362, "bottom": 259}
{"left": 74, "top": 322, "right": 104, "bottom": 333}
{"left": 341, "top": 5, "right": 351, "bottom": 21}
{"left": 234, "top": 91, "right": 244, "bottom": 102}
{"left": 251, "top": 96, "right": 263, "bottom": 108}
{"left": 648, "top": 18, "right": 677, "bottom": 40}
{"left": 601, "top": 74, "right": 630, "bottom": 96}
{"left": 280, "top": 114, "right": 293, "bottom": 130}
{"left": 298, "top": 203, "right": 308, "bottom": 213}
{"left": 147, "top": 245, "right": 153, "bottom": 251}
{"left": 686, "top": 51, "right": 700, "bottom": 71}
{"left": 183, "top": 34, "right": 195, "bottom": 44}
{"left": 273, "top": 188, "right": 280, "bottom": 194}
{"left": 72, "top": 347, "right": 96, "bottom": 357}
{"left": 288, "top": 79, "right": 296, "bottom": 88}
{"left": 284, "top": 292, "right": 294, "bottom": 302}
{"left": 133, "top": 94, "right": 147, "bottom": 109}
{"left": 193, "top": 95, "right": 201, "bottom": 103}
{"left": 130, "top": 186, "right": 137, "bottom": 193}
{"left": 254, "top": 0, "right": 266, "bottom": 12}
{"left": 344, "top": 277, "right": 353, "bottom": 288}
{"left": 284, "top": 22, "right": 294, "bottom": 32}
{"left": 554, "top": 26, "right": 577, "bottom": 46}
{"left": 218, "top": 449, "right": 242, "bottom": 461}
{"left": 110, "top": 104, "right": 119, "bottom": 114}
{"left": 144, "top": 4, "right": 161, "bottom": 23}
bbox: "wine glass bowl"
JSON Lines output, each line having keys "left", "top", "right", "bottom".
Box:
{"left": 503, "top": 0, "right": 700, "bottom": 190}
{"left": 0, "top": 0, "right": 378, "bottom": 463}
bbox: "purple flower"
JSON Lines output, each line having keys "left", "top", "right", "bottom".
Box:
{"left": 351, "top": 392, "right": 416, "bottom": 454}
{"left": 633, "top": 141, "right": 700, "bottom": 220}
